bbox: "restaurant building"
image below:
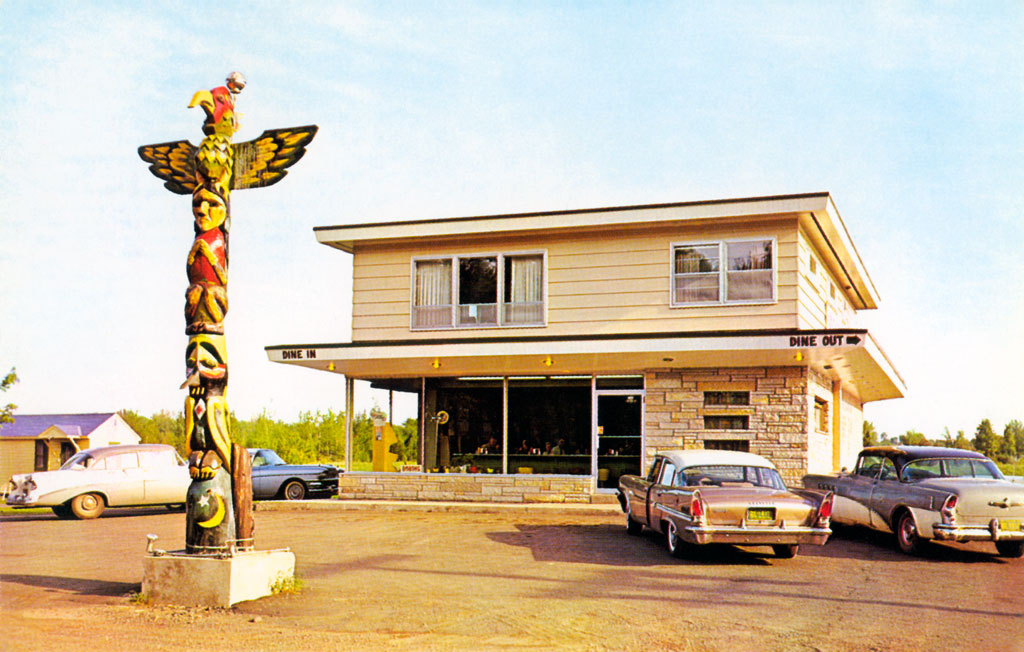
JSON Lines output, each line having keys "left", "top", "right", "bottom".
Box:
{"left": 267, "top": 192, "right": 904, "bottom": 502}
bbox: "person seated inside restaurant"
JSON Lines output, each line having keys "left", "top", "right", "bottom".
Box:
{"left": 515, "top": 439, "right": 532, "bottom": 454}
{"left": 550, "top": 438, "right": 567, "bottom": 455}
{"left": 476, "top": 437, "right": 500, "bottom": 454}
{"left": 542, "top": 441, "right": 553, "bottom": 455}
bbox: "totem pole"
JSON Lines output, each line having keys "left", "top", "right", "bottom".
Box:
{"left": 139, "top": 73, "right": 317, "bottom": 554}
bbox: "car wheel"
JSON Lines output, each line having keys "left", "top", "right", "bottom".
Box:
{"left": 51, "top": 504, "right": 74, "bottom": 519}
{"left": 665, "top": 520, "right": 687, "bottom": 559}
{"left": 995, "top": 540, "right": 1024, "bottom": 558}
{"left": 70, "top": 493, "right": 105, "bottom": 519}
{"left": 896, "top": 511, "right": 924, "bottom": 555}
{"left": 282, "top": 480, "right": 306, "bottom": 501}
{"left": 772, "top": 544, "right": 799, "bottom": 558}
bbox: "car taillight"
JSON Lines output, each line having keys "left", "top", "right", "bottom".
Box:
{"left": 817, "top": 492, "right": 834, "bottom": 526}
{"left": 690, "top": 492, "right": 706, "bottom": 524}
{"left": 941, "top": 494, "right": 958, "bottom": 524}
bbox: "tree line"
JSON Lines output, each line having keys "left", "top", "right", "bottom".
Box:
{"left": 864, "top": 418, "right": 1024, "bottom": 473}
{"left": 118, "top": 408, "right": 418, "bottom": 469}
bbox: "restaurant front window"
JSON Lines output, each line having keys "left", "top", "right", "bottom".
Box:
{"left": 424, "top": 376, "right": 601, "bottom": 476}
{"left": 508, "top": 377, "right": 591, "bottom": 475}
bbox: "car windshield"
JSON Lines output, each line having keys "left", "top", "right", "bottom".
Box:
{"left": 253, "top": 450, "right": 286, "bottom": 466}
{"left": 676, "top": 465, "right": 787, "bottom": 490}
{"left": 60, "top": 451, "right": 100, "bottom": 470}
{"left": 901, "top": 458, "right": 1005, "bottom": 482}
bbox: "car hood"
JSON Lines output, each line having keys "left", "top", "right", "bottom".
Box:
{"left": 914, "top": 478, "right": 1024, "bottom": 515}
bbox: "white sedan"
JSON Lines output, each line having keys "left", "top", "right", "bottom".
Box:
{"left": 5, "top": 444, "right": 190, "bottom": 519}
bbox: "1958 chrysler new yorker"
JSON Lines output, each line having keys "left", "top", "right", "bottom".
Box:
{"left": 803, "top": 446, "right": 1024, "bottom": 557}
{"left": 618, "top": 450, "right": 833, "bottom": 559}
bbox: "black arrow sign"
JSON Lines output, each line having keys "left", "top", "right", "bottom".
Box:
{"left": 845, "top": 336, "right": 861, "bottom": 345}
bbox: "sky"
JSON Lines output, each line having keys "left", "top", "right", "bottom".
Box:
{"left": 1, "top": 1, "right": 1022, "bottom": 439}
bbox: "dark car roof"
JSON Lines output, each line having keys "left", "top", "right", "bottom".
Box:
{"left": 861, "top": 446, "right": 990, "bottom": 461}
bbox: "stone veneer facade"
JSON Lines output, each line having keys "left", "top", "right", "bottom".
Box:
{"left": 644, "top": 366, "right": 811, "bottom": 486}
{"left": 337, "top": 473, "right": 594, "bottom": 503}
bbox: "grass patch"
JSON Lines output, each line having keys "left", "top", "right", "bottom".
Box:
{"left": 128, "top": 590, "right": 151, "bottom": 605}
{"left": 0, "top": 506, "right": 50, "bottom": 516}
{"left": 270, "top": 573, "right": 303, "bottom": 596}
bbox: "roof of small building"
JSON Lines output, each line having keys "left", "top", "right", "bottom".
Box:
{"left": 1, "top": 413, "right": 118, "bottom": 439}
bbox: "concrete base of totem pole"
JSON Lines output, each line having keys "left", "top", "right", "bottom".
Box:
{"left": 142, "top": 549, "right": 295, "bottom": 607}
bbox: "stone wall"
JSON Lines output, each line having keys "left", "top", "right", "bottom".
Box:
{"left": 337, "top": 473, "right": 594, "bottom": 503}
{"left": 644, "top": 366, "right": 810, "bottom": 486}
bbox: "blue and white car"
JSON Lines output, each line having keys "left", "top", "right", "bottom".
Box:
{"left": 249, "top": 448, "right": 340, "bottom": 500}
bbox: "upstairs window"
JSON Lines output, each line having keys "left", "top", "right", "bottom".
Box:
{"left": 458, "top": 257, "right": 498, "bottom": 326}
{"left": 413, "top": 253, "right": 544, "bottom": 329}
{"left": 672, "top": 239, "right": 774, "bottom": 306}
{"left": 413, "top": 259, "right": 453, "bottom": 329}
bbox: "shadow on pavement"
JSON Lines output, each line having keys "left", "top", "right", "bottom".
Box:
{"left": 488, "top": 523, "right": 778, "bottom": 566}
{"left": 0, "top": 573, "right": 138, "bottom": 597}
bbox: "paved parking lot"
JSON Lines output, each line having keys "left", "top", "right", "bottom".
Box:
{"left": 1, "top": 503, "right": 1021, "bottom": 652}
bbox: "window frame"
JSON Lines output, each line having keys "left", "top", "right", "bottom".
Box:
{"left": 670, "top": 237, "right": 777, "bottom": 307}
{"left": 410, "top": 250, "right": 547, "bottom": 330}
{"left": 814, "top": 396, "right": 829, "bottom": 433}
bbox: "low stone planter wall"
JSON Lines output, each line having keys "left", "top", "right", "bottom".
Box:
{"left": 337, "top": 473, "right": 595, "bottom": 503}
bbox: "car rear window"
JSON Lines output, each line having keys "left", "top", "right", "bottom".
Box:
{"left": 902, "top": 458, "right": 1004, "bottom": 481}
{"left": 104, "top": 453, "right": 140, "bottom": 470}
{"left": 677, "top": 465, "right": 786, "bottom": 490}
{"left": 139, "top": 448, "right": 176, "bottom": 468}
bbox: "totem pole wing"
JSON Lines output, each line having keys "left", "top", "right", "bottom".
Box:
{"left": 138, "top": 140, "right": 198, "bottom": 195}
{"left": 231, "top": 125, "right": 319, "bottom": 190}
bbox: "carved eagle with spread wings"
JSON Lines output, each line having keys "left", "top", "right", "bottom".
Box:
{"left": 138, "top": 125, "right": 319, "bottom": 195}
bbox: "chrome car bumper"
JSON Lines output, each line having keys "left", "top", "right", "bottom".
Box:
{"left": 5, "top": 495, "right": 36, "bottom": 507}
{"left": 683, "top": 524, "right": 831, "bottom": 546}
{"left": 932, "top": 520, "right": 1024, "bottom": 543}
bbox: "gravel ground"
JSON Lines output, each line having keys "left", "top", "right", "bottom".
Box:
{"left": 1, "top": 503, "right": 1022, "bottom": 652}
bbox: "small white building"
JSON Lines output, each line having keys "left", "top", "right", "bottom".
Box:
{"left": 0, "top": 413, "right": 141, "bottom": 481}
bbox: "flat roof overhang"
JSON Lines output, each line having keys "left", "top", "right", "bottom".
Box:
{"left": 266, "top": 329, "right": 905, "bottom": 403}
{"left": 313, "top": 192, "right": 880, "bottom": 311}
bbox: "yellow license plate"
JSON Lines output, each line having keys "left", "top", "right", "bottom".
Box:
{"left": 747, "top": 508, "right": 775, "bottom": 521}
{"left": 1001, "top": 519, "right": 1021, "bottom": 532}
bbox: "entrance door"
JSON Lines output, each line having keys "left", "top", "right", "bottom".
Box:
{"left": 594, "top": 390, "right": 643, "bottom": 491}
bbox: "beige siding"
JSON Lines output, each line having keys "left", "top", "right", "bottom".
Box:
{"left": 797, "top": 227, "right": 858, "bottom": 329}
{"left": 351, "top": 217, "right": 803, "bottom": 341}
{"left": 0, "top": 440, "right": 35, "bottom": 484}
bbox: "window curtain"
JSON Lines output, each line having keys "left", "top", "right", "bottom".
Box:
{"left": 506, "top": 256, "right": 542, "bottom": 323}
{"left": 414, "top": 260, "right": 452, "bottom": 327}
{"left": 508, "top": 256, "right": 542, "bottom": 303}
{"left": 725, "top": 240, "right": 772, "bottom": 301}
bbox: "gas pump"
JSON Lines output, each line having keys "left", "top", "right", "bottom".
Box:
{"left": 371, "top": 410, "right": 399, "bottom": 472}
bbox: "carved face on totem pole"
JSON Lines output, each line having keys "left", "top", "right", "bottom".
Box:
{"left": 183, "top": 334, "right": 231, "bottom": 480}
